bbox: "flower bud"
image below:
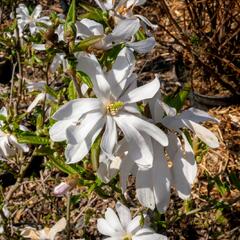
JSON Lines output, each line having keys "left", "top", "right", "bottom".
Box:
{"left": 53, "top": 182, "right": 71, "bottom": 197}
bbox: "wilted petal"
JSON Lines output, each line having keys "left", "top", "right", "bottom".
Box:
{"left": 127, "top": 37, "right": 156, "bottom": 54}
{"left": 49, "top": 218, "right": 67, "bottom": 239}
{"left": 32, "top": 43, "right": 46, "bottom": 51}
{"left": 80, "top": 18, "right": 104, "bottom": 36}
{"left": 135, "top": 15, "right": 158, "bottom": 30}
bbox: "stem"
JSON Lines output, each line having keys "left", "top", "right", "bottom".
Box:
{"left": 9, "top": 62, "right": 17, "bottom": 107}
{"left": 70, "top": 69, "right": 82, "bottom": 98}
{"left": 66, "top": 193, "right": 71, "bottom": 240}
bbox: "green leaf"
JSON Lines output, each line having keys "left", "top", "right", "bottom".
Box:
{"left": 36, "top": 113, "right": 44, "bottom": 130}
{"left": 164, "top": 83, "right": 191, "bottom": 112}
{"left": 91, "top": 135, "right": 101, "bottom": 171}
{"left": 135, "top": 30, "right": 146, "bottom": 41}
{"left": 100, "top": 44, "right": 124, "bottom": 69}
{"left": 68, "top": 80, "right": 78, "bottom": 100}
{"left": 49, "top": 156, "right": 78, "bottom": 175}
{"left": 79, "top": 4, "right": 108, "bottom": 24}
{"left": 66, "top": 0, "right": 76, "bottom": 24}
{"left": 214, "top": 176, "right": 229, "bottom": 196}
{"left": 74, "top": 35, "right": 104, "bottom": 51}
{"left": 34, "top": 146, "right": 55, "bottom": 156}
{"left": 229, "top": 171, "right": 240, "bottom": 190}
{"left": 45, "top": 85, "right": 58, "bottom": 98}
{"left": 17, "top": 135, "right": 49, "bottom": 145}
{"left": 0, "top": 114, "right": 6, "bottom": 122}
{"left": 76, "top": 71, "right": 93, "bottom": 88}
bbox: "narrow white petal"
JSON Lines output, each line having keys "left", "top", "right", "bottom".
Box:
{"left": 120, "top": 76, "right": 160, "bottom": 104}
{"left": 180, "top": 107, "right": 220, "bottom": 123}
{"left": 50, "top": 53, "right": 66, "bottom": 73}
{"left": 109, "top": 19, "right": 140, "bottom": 42}
{"left": 76, "top": 20, "right": 93, "bottom": 38}
{"left": 127, "top": 37, "right": 156, "bottom": 54}
{"left": 115, "top": 202, "right": 132, "bottom": 229}
{"left": 65, "top": 119, "right": 104, "bottom": 163}
{"left": 106, "top": 47, "right": 135, "bottom": 99}
{"left": 76, "top": 53, "right": 110, "bottom": 101}
{"left": 105, "top": 208, "right": 124, "bottom": 232}
{"left": 127, "top": 216, "right": 142, "bottom": 234}
{"left": 97, "top": 218, "right": 117, "bottom": 236}
{"left": 16, "top": 4, "right": 29, "bottom": 17}
{"left": 66, "top": 111, "right": 104, "bottom": 144}
{"left": 152, "top": 143, "right": 171, "bottom": 212}
{"left": 52, "top": 98, "right": 101, "bottom": 121}
{"left": 80, "top": 19, "right": 104, "bottom": 35}
{"left": 136, "top": 167, "right": 155, "bottom": 210}
{"left": 0, "top": 107, "right": 7, "bottom": 117}
{"left": 167, "top": 133, "right": 196, "bottom": 199}
{"left": 101, "top": 116, "right": 117, "bottom": 156}
{"left": 117, "top": 114, "right": 168, "bottom": 147}
{"left": 183, "top": 120, "right": 219, "bottom": 148}
{"left": 135, "top": 15, "right": 158, "bottom": 30}
{"left": 114, "top": 117, "right": 153, "bottom": 166}
{"left": 32, "top": 43, "right": 46, "bottom": 51}
{"left": 31, "top": 5, "right": 42, "bottom": 19}
{"left": 27, "top": 93, "right": 45, "bottom": 113}
{"left": 49, "top": 120, "right": 73, "bottom": 142}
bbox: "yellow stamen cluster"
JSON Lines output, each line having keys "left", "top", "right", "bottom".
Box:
{"left": 122, "top": 233, "right": 132, "bottom": 240}
{"left": 106, "top": 101, "right": 124, "bottom": 116}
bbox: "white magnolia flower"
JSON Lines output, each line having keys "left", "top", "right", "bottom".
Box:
{"left": 0, "top": 107, "right": 29, "bottom": 160}
{"left": 16, "top": 4, "right": 51, "bottom": 36}
{"left": 97, "top": 201, "right": 167, "bottom": 240}
{"left": 21, "top": 218, "right": 66, "bottom": 240}
{"left": 49, "top": 47, "right": 168, "bottom": 165}
{"left": 95, "top": 0, "right": 158, "bottom": 30}
{"left": 76, "top": 18, "right": 156, "bottom": 53}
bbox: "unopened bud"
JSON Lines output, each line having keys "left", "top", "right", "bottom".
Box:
{"left": 64, "top": 23, "right": 76, "bottom": 43}
{"left": 53, "top": 182, "right": 71, "bottom": 196}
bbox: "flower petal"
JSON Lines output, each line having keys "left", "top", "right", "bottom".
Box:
{"left": 116, "top": 114, "right": 168, "bottom": 147}
{"left": 97, "top": 218, "right": 117, "bottom": 237}
{"left": 109, "top": 19, "right": 140, "bottom": 42}
{"left": 135, "top": 14, "right": 158, "bottom": 30}
{"left": 79, "top": 18, "right": 104, "bottom": 36}
{"left": 49, "top": 120, "right": 73, "bottom": 142}
{"left": 105, "top": 208, "right": 124, "bottom": 232}
{"left": 101, "top": 115, "right": 117, "bottom": 156}
{"left": 65, "top": 118, "right": 104, "bottom": 163}
{"left": 126, "top": 37, "right": 156, "bottom": 54}
{"left": 106, "top": 47, "right": 135, "bottom": 99}
{"left": 152, "top": 143, "right": 171, "bottom": 212}
{"left": 183, "top": 120, "right": 219, "bottom": 148}
{"left": 136, "top": 167, "right": 155, "bottom": 210}
{"left": 31, "top": 5, "right": 42, "bottom": 19}
{"left": 76, "top": 53, "right": 110, "bottom": 101}
{"left": 114, "top": 116, "right": 153, "bottom": 167}
{"left": 49, "top": 218, "right": 67, "bottom": 240}
{"left": 115, "top": 202, "right": 132, "bottom": 229}
{"left": 66, "top": 111, "right": 104, "bottom": 144}
{"left": 180, "top": 107, "right": 219, "bottom": 123}
{"left": 52, "top": 98, "right": 101, "bottom": 121}
{"left": 127, "top": 215, "right": 142, "bottom": 234}
{"left": 120, "top": 76, "right": 160, "bottom": 104}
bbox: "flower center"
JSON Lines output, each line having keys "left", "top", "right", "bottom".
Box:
{"left": 106, "top": 101, "right": 124, "bottom": 116}
{"left": 122, "top": 233, "right": 132, "bottom": 240}
{"left": 117, "top": 5, "right": 128, "bottom": 15}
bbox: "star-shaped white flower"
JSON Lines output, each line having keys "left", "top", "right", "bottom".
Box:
{"left": 21, "top": 218, "right": 66, "bottom": 240}
{"left": 95, "top": 0, "right": 158, "bottom": 30}
{"left": 49, "top": 47, "right": 168, "bottom": 165}
{"left": 97, "top": 201, "right": 167, "bottom": 240}
{"left": 16, "top": 4, "right": 51, "bottom": 36}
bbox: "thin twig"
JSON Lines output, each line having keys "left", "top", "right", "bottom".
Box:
{"left": 9, "top": 62, "right": 17, "bottom": 107}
